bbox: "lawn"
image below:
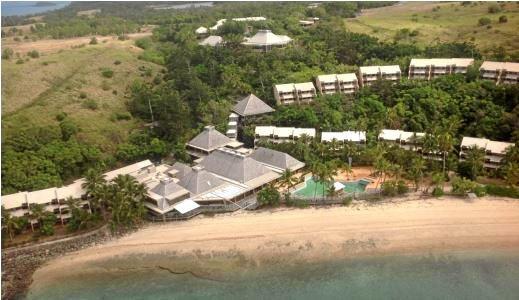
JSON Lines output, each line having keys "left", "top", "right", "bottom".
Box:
{"left": 344, "top": 2, "right": 519, "bottom": 56}
{"left": 1, "top": 39, "right": 161, "bottom": 153}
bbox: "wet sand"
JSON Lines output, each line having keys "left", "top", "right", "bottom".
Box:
{"left": 31, "top": 197, "right": 519, "bottom": 287}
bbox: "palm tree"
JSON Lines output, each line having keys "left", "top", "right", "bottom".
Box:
{"left": 502, "top": 162, "right": 519, "bottom": 187}
{"left": 29, "top": 203, "right": 46, "bottom": 227}
{"left": 407, "top": 157, "right": 427, "bottom": 191}
{"left": 280, "top": 169, "right": 298, "bottom": 194}
{"left": 82, "top": 168, "right": 107, "bottom": 213}
{"left": 106, "top": 174, "right": 148, "bottom": 228}
{"left": 465, "top": 145, "right": 486, "bottom": 180}
{"left": 2, "top": 207, "right": 21, "bottom": 241}
{"left": 374, "top": 157, "right": 391, "bottom": 189}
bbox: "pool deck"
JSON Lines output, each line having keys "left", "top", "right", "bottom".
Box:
{"left": 334, "top": 167, "right": 379, "bottom": 190}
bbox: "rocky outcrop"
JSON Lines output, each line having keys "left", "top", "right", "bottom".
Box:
{"left": 1, "top": 225, "right": 125, "bottom": 300}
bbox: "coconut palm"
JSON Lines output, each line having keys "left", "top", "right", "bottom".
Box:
{"left": 29, "top": 203, "right": 46, "bottom": 227}
{"left": 465, "top": 145, "right": 486, "bottom": 180}
{"left": 82, "top": 168, "right": 107, "bottom": 213}
{"left": 407, "top": 157, "right": 427, "bottom": 191}
{"left": 280, "top": 169, "right": 298, "bottom": 194}
{"left": 105, "top": 174, "right": 148, "bottom": 228}
{"left": 2, "top": 207, "right": 22, "bottom": 241}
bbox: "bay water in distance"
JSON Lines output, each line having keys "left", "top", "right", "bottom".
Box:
{"left": 27, "top": 249, "right": 519, "bottom": 300}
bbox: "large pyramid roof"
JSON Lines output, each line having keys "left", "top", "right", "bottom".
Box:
{"left": 232, "top": 94, "right": 275, "bottom": 117}
{"left": 187, "top": 126, "right": 231, "bottom": 152}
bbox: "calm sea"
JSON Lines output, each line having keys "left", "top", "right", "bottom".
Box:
{"left": 27, "top": 249, "right": 519, "bottom": 300}
{"left": 1, "top": 1, "right": 70, "bottom": 17}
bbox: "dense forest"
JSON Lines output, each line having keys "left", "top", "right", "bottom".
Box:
{"left": 2, "top": 2, "right": 518, "bottom": 194}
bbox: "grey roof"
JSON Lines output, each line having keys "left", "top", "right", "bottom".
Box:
{"left": 178, "top": 167, "right": 225, "bottom": 194}
{"left": 150, "top": 179, "right": 189, "bottom": 198}
{"left": 250, "top": 147, "right": 305, "bottom": 172}
{"left": 242, "top": 30, "right": 292, "bottom": 46}
{"left": 149, "top": 179, "right": 190, "bottom": 210}
{"left": 169, "top": 162, "right": 191, "bottom": 178}
{"left": 187, "top": 126, "right": 231, "bottom": 152}
{"left": 199, "top": 149, "right": 272, "bottom": 184}
{"left": 232, "top": 94, "right": 275, "bottom": 117}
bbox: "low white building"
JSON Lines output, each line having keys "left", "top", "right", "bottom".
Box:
{"left": 242, "top": 30, "right": 292, "bottom": 52}
{"left": 409, "top": 58, "right": 474, "bottom": 80}
{"left": 255, "top": 126, "right": 316, "bottom": 144}
{"left": 273, "top": 82, "right": 317, "bottom": 105}
{"left": 378, "top": 129, "right": 425, "bottom": 151}
{"left": 315, "top": 73, "right": 359, "bottom": 95}
{"left": 195, "top": 26, "right": 208, "bottom": 35}
{"left": 321, "top": 131, "right": 366, "bottom": 144}
{"left": 460, "top": 137, "right": 514, "bottom": 169}
{"left": 199, "top": 35, "right": 223, "bottom": 47}
{"left": 480, "top": 61, "right": 519, "bottom": 85}
{"left": 359, "top": 65, "right": 402, "bottom": 87}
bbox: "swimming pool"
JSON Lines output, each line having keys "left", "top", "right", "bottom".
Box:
{"left": 293, "top": 177, "right": 368, "bottom": 197}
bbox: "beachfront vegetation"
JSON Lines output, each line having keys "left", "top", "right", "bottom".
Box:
{"left": 258, "top": 185, "right": 281, "bottom": 207}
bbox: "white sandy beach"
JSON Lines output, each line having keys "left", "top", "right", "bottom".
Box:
{"left": 32, "top": 196, "right": 519, "bottom": 285}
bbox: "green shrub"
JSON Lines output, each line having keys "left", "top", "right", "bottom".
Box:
{"left": 55, "top": 112, "right": 68, "bottom": 121}
{"left": 113, "top": 112, "right": 132, "bottom": 121}
{"left": 59, "top": 119, "right": 79, "bottom": 140}
{"left": 478, "top": 17, "right": 491, "bottom": 26}
{"left": 474, "top": 186, "right": 486, "bottom": 197}
{"left": 257, "top": 185, "right": 281, "bottom": 207}
{"left": 342, "top": 196, "right": 352, "bottom": 206}
{"left": 101, "top": 68, "right": 114, "bottom": 78}
{"left": 432, "top": 187, "right": 444, "bottom": 197}
{"left": 381, "top": 181, "right": 397, "bottom": 197}
{"left": 79, "top": 91, "right": 87, "bottom": 99}
{"left": 499, "top": 15, "right": 508, "bottom": 23}
{"left": 484, "top": 185, "right": 519, "bottom": 198}
{"left": 27, "top": 50, "right": 40, "bottom": 58}
{"left": 135, "top": 37, "right": 152, "bottom": 49}
{"left": 16, "top": 59, "right": 24, "bottom": 64}
{"left": 118, "top": 34, "right": 129, "bottom": 41}
{"left": 82, "top": 99, "right": 98, "bottom": 110}
{"left": 89, "top": 37, "right": 98, "bottom": 45}
{"left": 2, "top": 48, "right": 13, "bottom": 59}
{"left": 488, "top": 4, "right": 501, "bottom": 13}
{"left": 451, "top": 177, "right": 478, "bottom": 195}
{"left": 114, "top": 60, "right": 122, "bottom": 65}
{"left": 397, "top": 180, "right": 409, "bottom": 194}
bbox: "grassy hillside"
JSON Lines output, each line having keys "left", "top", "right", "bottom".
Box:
{"left": 1, "top": 40, "right": 161, "bottom": 153}
{"left": 344, "top": 2, "right": 519, "bottom": 56}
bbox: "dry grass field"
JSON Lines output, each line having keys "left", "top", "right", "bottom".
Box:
{"left": 1, "top": 38, "right": 161, "bottom": 153}
{"left": 345, "top": 2, "right": 519, "bottom": 55}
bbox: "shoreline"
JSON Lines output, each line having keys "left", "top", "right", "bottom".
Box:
{"left": 28, "top": 196, "right": 519, "bottom": 293}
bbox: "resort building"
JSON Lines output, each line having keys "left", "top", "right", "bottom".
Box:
{"left": 1, "top": 160, "right": 155, "bottom": 226}
{"left": 408, "top": 58, "right": 474, "bottom": 80}
{"left": 378, "top": 129, "right": 425, "bottom": 151}
{"left": 254, "top": 126, "right": 316, "bottom": 145}
{"left": 358, "top": 65, "right": 402, "bottom": 87}
{"left": 315, "top": 73, "right": 359, "bottom": 95}
{"left": 195, "top": 26, "right": 208, "bottom": 36}
{"left": 232, "top": 94, "right": 275, "bottom": 118}
{"left": 242, "top": 30, "right": 292, "bottom": 52}
{"left": 226, "top": 113, "right": 239, "bottom": 139}
{"left": 273, "top": 82, "right": 317, "bottom": 105}
{"left": 250, "top": 147, "right": 305, "bottom": 172}
{"left": 460, "top": 137, "right": 514, "bottom": 169}
{"left": 210, "top": 19, "right": 227, "bottom": 31}
{"left": 199, "top": 35, "right": 223, "bottom": 47}
{"left": 479, "top": 61, "right": 519, "bottom": 85}
{"left": 186, "top": 125, "right": 232, "bottom": 157}
{"left": 321, "top": 131, "right": 367, "bottom": 144}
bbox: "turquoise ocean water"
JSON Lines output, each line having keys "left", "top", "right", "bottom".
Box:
{"left": 27, "top": 250, "right": 519, "bottom": 300}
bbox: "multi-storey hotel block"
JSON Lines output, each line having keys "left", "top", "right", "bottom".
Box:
{"left": 254, "top": 126, "right": 316, "bottom": 144}
{"left": 273, "top": 82, "right": 317, "bottom": 105}
{"left": 315, "top": 73, "right": 359, "bottom": 95}
{"left": 408, "top": 58, "right": 474, "bottom": 80}
{"left": 479, "top": 61, "right": 519, "bottom": 85}
{"left": 460, "top": 137, "right": 514, "bottom": 169}
{"left": 358, "top": 65, "right": 402, "bottom": 87}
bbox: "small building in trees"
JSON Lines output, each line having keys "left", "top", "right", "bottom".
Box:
{"left": 273, "top": 82, "right": 317, "bottom": 105}
{"left": 359, "top": 65, "right": 402, "bottom": 87}
{"left": 242, "top": 30, "right": 292, "bottom": 52}
{"left": 460, "top": 137, "right": 514, "bottom": 169}
{"left": 408, "top": 58, "right": 474, "bottom": 80}
{"left": 479, "top": 61, "right": 519, "bottom": 85}
{"left": 315, "top": 73, "right": 359, "bottom": 95}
